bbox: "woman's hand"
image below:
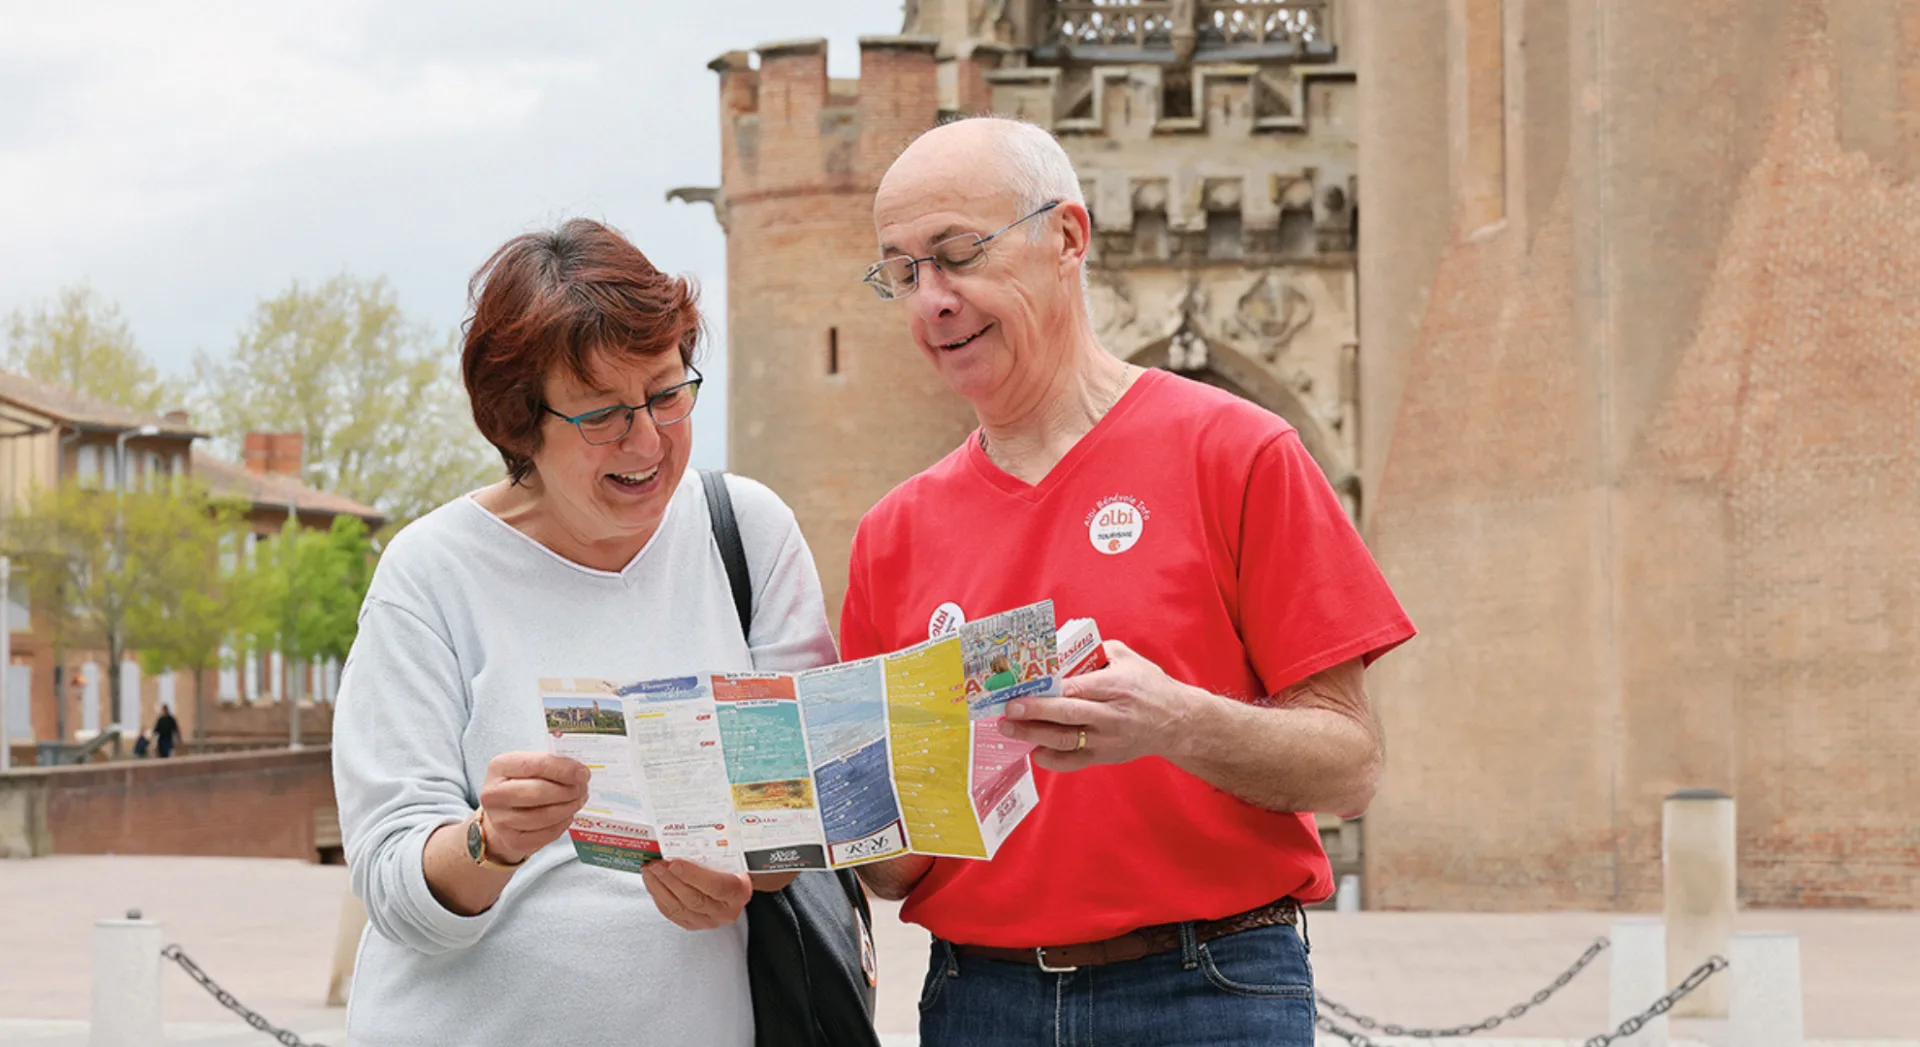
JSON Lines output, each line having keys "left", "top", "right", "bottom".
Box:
{"left": 476, "top": 751, "right": 591, "bottom": 864}
{"left": 641, "top": 860, "right": 754, "bottom": 930}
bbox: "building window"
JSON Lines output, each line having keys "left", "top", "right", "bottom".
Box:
{"left": 827, "top": 328, "right": 840, "bottom": 376}
{"left": 76, "top": 445, "right": 100, "bottom": 488}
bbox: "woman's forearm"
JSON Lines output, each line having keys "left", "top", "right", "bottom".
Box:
{"left": 421, "top": 820, "right": 518, "bottom": 917}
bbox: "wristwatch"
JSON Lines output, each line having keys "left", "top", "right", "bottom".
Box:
{"left": 465, "top": 811, "right": 525, "bottom": 871}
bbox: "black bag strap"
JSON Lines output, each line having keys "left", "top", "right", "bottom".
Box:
{"left": 702, "top": 470, "right": 880, "bottom": 1046}
{"left": 701, "top": 469, "right": 754, "bottom": 640}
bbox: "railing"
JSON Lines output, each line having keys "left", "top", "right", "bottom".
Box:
{"left": 1046, "top": 0, "right": 1331, "bottom": 58}
{"left": 1196, "top": 0, "right": 1327, "bottom": 48}
{"left": 1052, "top": 1, "right": 1179, "bottom": 50}
{"left": 37, "top": 726, "right": 123, "bottom": 766}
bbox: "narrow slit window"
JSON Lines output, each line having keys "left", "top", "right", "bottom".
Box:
{"left": 828, "top": 327, "right": 840, "bottom": 375}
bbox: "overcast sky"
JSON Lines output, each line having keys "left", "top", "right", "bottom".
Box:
{"left": 0, "top": 0, "right": 906, "bottom": 470}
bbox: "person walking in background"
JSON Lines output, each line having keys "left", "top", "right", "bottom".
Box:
{"left": 151, "top": 705, "right": 179, "bottom": 759}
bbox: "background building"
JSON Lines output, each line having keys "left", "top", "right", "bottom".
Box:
{"left": 0, "top": 372, "right": 380, "bottom": 758}
{"left": 1357, "top": 0, "right": 1919, "bottom": 910}
{"left": 689, "top": 0, "right": 1917, "bottom": 909}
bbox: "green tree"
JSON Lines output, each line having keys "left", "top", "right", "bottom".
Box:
{"left": 7, "top": 485, "right": 182, "bottom": 738}
{"left": 5, "top": 284, "right": 180, "bottom": 412}
{"left": 247, "top": 515, "right": 375, "bottom": 740}
{"left": 126, "top": 488, "right": 257, "bottom": 742}
{"left": 192, "top": 275, "right": 496, "bottom": 532}
{"left": 6, "top": 490, "right": 100, "bottom": 740}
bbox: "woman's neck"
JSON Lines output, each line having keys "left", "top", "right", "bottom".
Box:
{"left": 473, "top": 479, "right": 652, "bottom": 573}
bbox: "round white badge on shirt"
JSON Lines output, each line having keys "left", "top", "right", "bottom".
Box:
{"left": 929, "top": 601, "right": 967, "bottom": 638}
{"left": 1087, "top": 495, "right": 1148, "bottom": 555}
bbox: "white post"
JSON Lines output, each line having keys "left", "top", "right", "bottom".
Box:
{"left": 326, "top": 890, "right": 368, "bottom": 1007}
{"left": 91, "top": 910, "right": 163, "bottom": 1047}
{"left": 1608, "top": 916, "right": 1669, "bottom": 1047}
{"left": 1, "top": 555, "right": 11, "bottom": 773}
{"left": 1335, "top": 874, "right": 1361, "bottom": 913}
{"left": 1730, "top": 931, "right": 1804, "bottom": 1047}
{"left": 1663, "top": 788, "right": 1736, "bottom": 1017}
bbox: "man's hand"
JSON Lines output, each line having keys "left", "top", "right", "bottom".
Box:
{"left": 640, "top": 860, "right": 753, "bottom": 930}
{"left": 998, "top": 640, "right": 1201, "bottom": 772}
{"left": 476, "top": 751, "right": 592, "bottom": 864}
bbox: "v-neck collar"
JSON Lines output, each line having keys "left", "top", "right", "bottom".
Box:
{"left": 965, "top": 367, "right": 1162, "bottom": 503}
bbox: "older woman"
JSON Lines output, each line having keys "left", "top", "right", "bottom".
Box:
{"left": 332, "top": 218, "right": 837, "bottom": 1046}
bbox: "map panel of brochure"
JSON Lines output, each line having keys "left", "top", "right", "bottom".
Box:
{"left": 543, "top": 599, "right": 1101, "bottom": 874}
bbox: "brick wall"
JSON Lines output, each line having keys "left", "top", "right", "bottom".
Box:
{"left": 199, "top": 700, "right": 333, "bottom": 745}
{"left": 1360, "top": 0, "right": 1920, "bottom": 909}
{"left": 0, "top": 748, "right": 335, "bottom": 861}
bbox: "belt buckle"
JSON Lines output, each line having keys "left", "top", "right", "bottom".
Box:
{"left": 1034, "top": 947, "right": 1079, "bottom": 974}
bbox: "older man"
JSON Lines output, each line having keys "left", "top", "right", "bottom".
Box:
{"left": 840, "top": 117, "right": 1414, "bottom": 1046}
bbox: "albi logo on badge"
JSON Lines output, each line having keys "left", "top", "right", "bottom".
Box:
{"left": 1086, "top": 494, "right": 1149, "bottom": 555}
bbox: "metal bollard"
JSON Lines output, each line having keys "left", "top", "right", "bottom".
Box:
{"left": 91, "top": 909, "right": 162, "bottom": 1047}
{"left": 1607, "top": 916, "right": 1669, "bottom": 1047}
{"left": 1730, "top": 931, "right": 1804, "bottom": 1047}
{"left": 1335, "top": 874, "right": 1361, "bottom": 913}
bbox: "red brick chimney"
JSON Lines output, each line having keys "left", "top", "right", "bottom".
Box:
{"left": 243, "top": 432, "right": 304, "bottom": 477}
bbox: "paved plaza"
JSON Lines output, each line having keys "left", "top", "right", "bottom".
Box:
{"left": 0, "top": 857, "right": 1913, "bottom": 1045}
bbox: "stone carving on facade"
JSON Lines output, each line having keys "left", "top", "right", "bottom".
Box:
{"left": 1235, "top": 270, "right": 1314, "bottom": 360}
{"left": 1087, "top": 269, "right": 1138, "bottom": 345}
{"left": 971, "top": 0, "right": 1010, "bottom": 38}
{"left": 1166, "top": 275, "right": 1211, "bottom": 372}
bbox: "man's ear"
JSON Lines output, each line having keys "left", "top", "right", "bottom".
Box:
{"left": 1057, "top": 201, "right": 1093, "bottom": 277}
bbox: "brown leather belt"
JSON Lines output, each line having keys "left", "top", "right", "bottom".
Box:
{"left": 951, "top": 897, "right": 1301, "bottom": 972}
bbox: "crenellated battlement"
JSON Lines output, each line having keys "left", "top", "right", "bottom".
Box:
{"left": 706, "top": 36, "right": 956, "bottom": 208}
{"left": 983, "top": 63, "right": 1357, "bottom": 267}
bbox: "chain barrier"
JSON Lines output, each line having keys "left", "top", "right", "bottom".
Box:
{"left": 1316, "top": 954, "right": 1730, "bottom": 1047}
{"left": 1317, "top": 936, "right": 1609, "bottom": 1038}
{"left": 161, "top": 944, "right": 331, "bottom": 1047}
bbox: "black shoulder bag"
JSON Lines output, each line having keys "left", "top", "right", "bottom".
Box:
{"left": 700, "top": 470, "right": 883, "bottom": 1047}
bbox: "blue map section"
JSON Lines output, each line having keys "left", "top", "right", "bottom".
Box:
{"left": 798, "top": 659, "right": 887, "bottom": 762}
{"left": 815, "top": 738, "right": 900, "bottom": 844}
{"left": 717, "top": 701, "right": 811, "bottom": 784}
{"left": 619, "top": 676, "right": 706, "bottom": 701}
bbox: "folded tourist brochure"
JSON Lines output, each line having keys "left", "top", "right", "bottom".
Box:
{"left": 542, "top": 599, "right": 1105, "bottom": 874}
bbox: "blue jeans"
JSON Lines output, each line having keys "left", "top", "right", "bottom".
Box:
{"left": 918, "top": 919, "right": 1317, "bottom": 1046}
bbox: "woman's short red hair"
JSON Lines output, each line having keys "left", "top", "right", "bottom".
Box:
{"left": 462, "top": 218, "right": 701, "bottom": 484}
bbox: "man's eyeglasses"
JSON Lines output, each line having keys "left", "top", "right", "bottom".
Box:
{"left": 542, "top": 365, "right": 703, "bottom": 445}
{"left": 863, "top": 201, "right": 1061, "bottom": 301}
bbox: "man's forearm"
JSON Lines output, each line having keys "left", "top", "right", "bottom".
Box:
{"left": 855, "top": 853, "right": 934, "bottom": 901}
{"left": 1164, "top": 660, "right": 1382, "bottom": 816}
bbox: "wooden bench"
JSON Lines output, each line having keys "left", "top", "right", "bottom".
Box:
{"left": 314, "top": 805, "right": 345, "bottom": 865}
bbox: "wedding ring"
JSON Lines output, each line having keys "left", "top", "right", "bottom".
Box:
{"left": 1075, "top": 729, "right": 1087, "bottom": 752}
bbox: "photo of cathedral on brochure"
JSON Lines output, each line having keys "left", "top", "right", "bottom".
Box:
{"left": 541, "top": 599, "right": 1106, "bottom": 875}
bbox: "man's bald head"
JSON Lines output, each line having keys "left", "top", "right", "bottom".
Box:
{"left": 877, "top": 117, "right": 1084, "bottom": 238}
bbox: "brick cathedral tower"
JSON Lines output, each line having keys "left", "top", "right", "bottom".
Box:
{"left": 672, "top": 37, "right": 981, "bottom": 626}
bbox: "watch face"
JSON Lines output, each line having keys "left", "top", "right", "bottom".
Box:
{"left": 467, "top": 817, "right": 484, "bottom": 861}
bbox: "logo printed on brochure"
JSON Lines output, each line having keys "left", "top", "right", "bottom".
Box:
{"left": 929, "top": 601, "right": 967, "bottom": 638}
{"left": 1086, "top": 494, "right": 1149, "bottom": 555}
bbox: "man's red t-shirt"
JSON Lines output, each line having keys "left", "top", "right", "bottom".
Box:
{"left": 839, "top": 369, "right": 1415, "bottom": 948}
